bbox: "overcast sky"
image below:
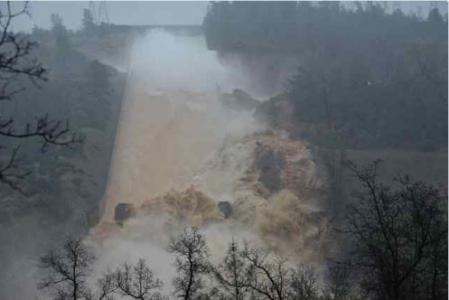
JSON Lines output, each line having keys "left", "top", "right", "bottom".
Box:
{"left": 10, "top": 1, "right": 448, "bottom": 33}
{"left": 12, "top": 1, "right": 209, "bottom": 32}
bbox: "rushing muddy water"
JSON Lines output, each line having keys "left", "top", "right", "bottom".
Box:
{"left": 91, "top": 30, "right": 329, "bottom": 284}
{"left": 100, "top": 30, "right": 259, "bottom": 222}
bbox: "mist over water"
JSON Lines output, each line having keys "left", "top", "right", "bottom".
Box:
{"left": 87, "top": 30, "right": 331, "bottom": 293}
{"left": 101, "top": 30, "right": 260, "bottom": 222}
{"left": 0, "top": 2, "right": 446, "bottom": 298}
{"left": 88, "top": 29, "right": 267, "bottom": 290}
{"left": 0, "top": 29, "right": 328, "bottom": 299}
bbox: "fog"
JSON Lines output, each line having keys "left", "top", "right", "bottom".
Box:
{"left": 101, "top": 30, "right": 259, "bottom": 220}
{"left": 10, "top": 1, "right": 208, "bottom": 32}
{"left": 0, "top": 1, "right": 447, "bottom": 300}
{"left": 91, "top": 29, "right": 318, "bottom": 290}
{"left": 10, "top": 1, "right": 447, "bottom": 33}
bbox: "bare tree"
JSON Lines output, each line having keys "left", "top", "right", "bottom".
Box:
{"left": 211, "top": 239, "right": 251, "bottom": 300}
{"left": 38, "top": 237, "right": 129, "bottom": 300}
{"left": 112, "top": 258, "right": 164, "bottom": 300}
{"left": 0, "top": 1, "right": 81, "bottom": 192}
{"left": 0, "top": 2, "right": 44, "bottom": 99}
{"left": 168, "top": 227, "right": 210, "bottom": 300}
{"left": 95, "top": 272, "right": 117, "bottom": 300}
{"left": 321, "top": 264, "right": 354, "bottom": 300}
{"left": 343, "top": 161, "right": 447, "bottom": 300}
{"left": 39, "top": 237, "right": 95, "bottom": 300}
{"left": 239, "top": 245, "right": 291, "bottom": 300}
{"left": 210, "top": 239, "right": 324, "bottom": 300}
{"left": 288, "top": 266, "right": 318, "bottom": 300}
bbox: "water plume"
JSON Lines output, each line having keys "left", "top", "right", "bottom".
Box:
{"left": 90, "top": 29, "right": 330, "bottom": 283}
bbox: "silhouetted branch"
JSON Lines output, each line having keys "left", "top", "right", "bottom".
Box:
{"left": 240, "top": 245, "right": 290, "bottom": 300}
{"left": 39, "top": 237, "right": 95, "bottom": 300}
{"left": 112, "top": 259, "right": 164, "bottom": 300}
{"left": 0, "top": 145, "right": 29, "bottom": 192}
{"left": 0, "top": 1, "right": 46, "bottom": 101}
{"left": 0, "top": 114, "right": 83, "bottom": 151}
{"left": 0, "top": 1, "right": 82, "bottom": 192}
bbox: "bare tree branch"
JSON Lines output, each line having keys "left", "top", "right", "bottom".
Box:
{"left": 0, "top": 1, "right": 81, "bottom": 192}
{"left": 112, "top": 259, "right": 164, "bottom": 300}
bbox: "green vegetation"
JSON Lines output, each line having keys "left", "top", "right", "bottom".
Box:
{"left": 0, "top": 13, "right": 125, "bottom": 225}
{"left": 205, "top": 2, "right": 447, "bottom": 150}
{"left": 0, "top": 6, "right": 125, "bottom": 292}
{"left": 202, "top": 3, "right": 448, "bottom": 299}
{"left": 0, "top": 2, "right": 446, "bottom": 300}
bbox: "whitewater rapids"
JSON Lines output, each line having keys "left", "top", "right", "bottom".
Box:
{"left": 100, "top": 30, "right": 258, "bottom": 222}
{"left": 89, "top": 30, "right": 330, "bottom": 284}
